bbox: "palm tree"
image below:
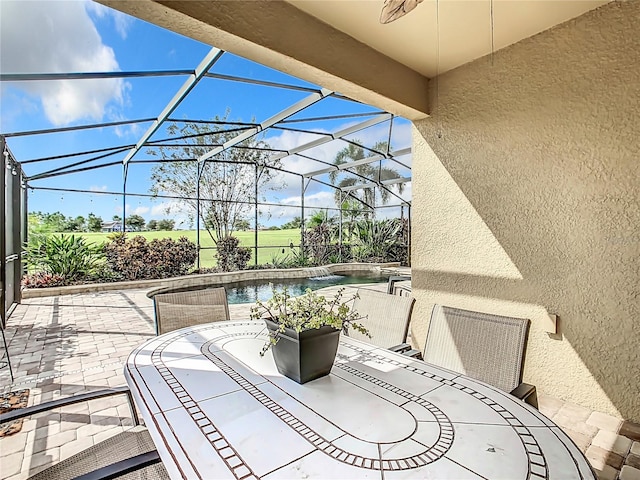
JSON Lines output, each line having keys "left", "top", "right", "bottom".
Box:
{"left": 329, "top": 140, "right": 406, "bottom": 212}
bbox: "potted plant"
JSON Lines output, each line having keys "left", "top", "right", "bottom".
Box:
{"left": 250, "top": 286, "right": 370, "bottom": 384}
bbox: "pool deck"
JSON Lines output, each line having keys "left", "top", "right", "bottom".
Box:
{"left": 1, "top": 280, "right": 638, "bottom": 480}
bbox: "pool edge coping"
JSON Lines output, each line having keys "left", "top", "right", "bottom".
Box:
{"left": 21, "top": 263, "right": 404, "bottom": 299}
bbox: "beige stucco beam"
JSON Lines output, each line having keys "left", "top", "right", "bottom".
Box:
{"left": 97, "top": 0, "right": 430, "bottom": 120}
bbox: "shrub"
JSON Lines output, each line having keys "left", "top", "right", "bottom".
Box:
{"left": 24, "top": 234, "right": 104, "bottom": 280}
{"left": 104, "top": 235, "right": 197, "bottom": 280}
{"left": 303, "top": 223, "right": 334, "bottom": 265}
{"left": 352, "top": 219, "right": 403, "bottom": 262}
{"left": 21, "top": 272, "right": 67, "bottom": 288}
{"left": 215, "top": 236, "right": 251, "bottom": 272}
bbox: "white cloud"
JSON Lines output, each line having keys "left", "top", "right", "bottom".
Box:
{"left": 114, "top": 116, "right": 142, "bottom": 139}
{"left": 115, "top": 203, "right": 149, "bottom": 216}
{"left": 150, "top": 202, "right": 174, "bottom": 217}
{"left": 264, "top": 191, "right": 336, "bottom": 225}
{"left": 263, "top": 120, "right": 413, "bottom": 202}
{"left": 265, "top": 121, "right": 412, "bottom": 176}
{"left": 0, "top": 0, "right": 128, "bottom": 126}
{"left": 149, "top": 201, "right": 194, "bottom": 228}
{"left": 85, "top": 1, "right": 134, "bottom": 39}
{"left": 89, "top": 185, "right": 108, "bottom": 192}
{"left": 131, "top": 206, "right": 150, "bottom": 216}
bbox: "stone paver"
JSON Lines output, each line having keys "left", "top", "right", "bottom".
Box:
{"left": 538, "top": 392, "right": 565, "bottom": 418}
{"left": 593, "top": 430, "right": 633, "bottom": 457}
{"left": 628, "top": 455, "right": 640, "bottom": 470}
{"left": 0, "top": 451, "right": 24, "bottom": 479}
{"left": 556, "top": 401, "right": 594, "bottom": 423}
{"left": 0, "top": 284, "right": 638, "bottom": 480}
{"left": 621, "top": 422, "right": 640, "bottom": 442}
{"left": 620, "top": 465, "right": 640, "bottom": 480}
{"left": 587, "top": 445, "right": 625, "bottom": 470}
{"left": 597, "top": 464, "right": 621, "bottom": 480}
{"left": 589, "top": 411, "right": 624, "bottom": 433}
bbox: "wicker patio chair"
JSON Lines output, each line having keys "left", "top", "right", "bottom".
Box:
{"left": 420, "top": 304, "right": 538, "bottom": 407}
{"left": 153, "top": 287, "right": 230, "bottom": 335}
{"left": 348, "top": 288, "right": 415, "bottom": 349}
{"left": 0, "top": 386, "right": 168, "bottom": 480}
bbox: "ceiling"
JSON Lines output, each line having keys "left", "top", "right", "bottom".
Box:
{"left": 285, "top": 0, "right": 609, "bottom": 77}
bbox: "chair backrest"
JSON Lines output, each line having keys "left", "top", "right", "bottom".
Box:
{"left": 153, "top": 287, "right": 230, "bottom": 335}
{"left": 386, "top": 275, "right": 411, "bottom": 294}
{"left": 423, "top": 305, "right": 530, "bottom": 393}
{"left": 349, "top": 289, "right": 415, "bottom": 348}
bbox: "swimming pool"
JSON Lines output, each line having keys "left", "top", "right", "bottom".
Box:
{"left": 225, "top": 272, "right": 389, "bottom": 304}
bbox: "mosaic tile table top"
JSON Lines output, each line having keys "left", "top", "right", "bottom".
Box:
{"left": 125, "top": 321, "right": 596, "bottom": 480}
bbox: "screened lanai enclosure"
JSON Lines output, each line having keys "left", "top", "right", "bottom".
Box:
{"left": 1, "top": 45, "right": 412, "bottom": 324}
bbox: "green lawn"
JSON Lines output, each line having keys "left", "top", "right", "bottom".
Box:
{"left": 76, "top": 229, "right": 302, "bottom": 267}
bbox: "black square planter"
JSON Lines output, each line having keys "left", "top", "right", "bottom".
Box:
{"left": 264, "top": 319, "right": 341, "bottom": 384}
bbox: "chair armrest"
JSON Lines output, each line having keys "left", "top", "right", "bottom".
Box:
{"left": 510, "top": 383, "right": 538, "bottom": 409}
{"left": 403, "top": 349, "right": 423, "bottom": 360}
{"left": 389, "top": 344, "right": 423, "bottom": 359}
{"left": 0, "top": 386, "right": 139, "bottom": 425}
{"left": 388, "top": 343, "right": 411, "bottom": 354}
{"left": 74, "top": 450, "right": 161, "bottom": 480}
{"left": 387, "top": 276, "right": 412, "bottom": 294}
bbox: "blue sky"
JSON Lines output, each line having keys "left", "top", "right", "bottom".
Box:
{"left": 0, "top": 0, "right": 411, "bottom": 228}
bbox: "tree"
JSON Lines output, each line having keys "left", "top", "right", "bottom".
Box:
{"left": 340, "top": 198, "right": 365, "bottom": 238}
{"left": 157, "top": 219, "right": 175, "bottom": 231}
{"left": 87, "top": 213, "right": 103, "bottom": 232}
{"left": 233, "top": 219, "right": 251, "bottom": 231}
{"left": 281, "top": 217, "right": 302, "bottom": 230}
{"left": 147, "top": 220, "right": 159, "bottom": 231}
{"left": 149, "top": 113, "right": 283, "bottom": 243}
{"left": 112, "top": 215, "right": 121, "bottom": 222}
{"left": 64, "top": 215, "right": 86, "bottom": 232}
{"left": 329, "top": 140, "right": 406, "bottom": 215}
{"left": 33, "top": 211, "right": 67, "bottom": 233}
{"left": 306, "top": 210, "right": 336, "bottom": 229}
{"left": 125, "top": 214, "right": 146, "bottom": 231}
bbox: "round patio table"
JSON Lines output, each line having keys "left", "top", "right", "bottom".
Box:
{"left": 125, "top": 320, "right": 595, "bottom": 479}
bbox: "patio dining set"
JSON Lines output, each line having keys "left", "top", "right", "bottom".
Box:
{"left": 0, "top": 278, "right": 596, "bottom": 479}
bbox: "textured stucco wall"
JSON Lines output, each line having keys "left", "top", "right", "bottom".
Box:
{"left": 412, "top": 1, "right": 639, "bottom": 421}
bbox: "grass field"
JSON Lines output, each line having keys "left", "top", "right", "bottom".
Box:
{"left": 76, "top": 229, "right": 302, "bottom": 267}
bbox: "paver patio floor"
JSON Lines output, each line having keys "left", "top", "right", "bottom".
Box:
{"left": 0, "top": 286, "right": 638, "bottom": 480}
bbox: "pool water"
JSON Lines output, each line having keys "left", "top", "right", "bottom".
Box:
{"left": 225, "top": 272, "right": 389, "bottom": 304}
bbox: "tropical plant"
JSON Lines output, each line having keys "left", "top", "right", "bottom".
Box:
{"left": 285, "top": 246, "right": 316, "bottom": 267}
{"left": 24, "top": 234, "right": 104, "bottom": 280}
{"left": 385, "top": 217, "right": 410, "bottom": 265}
{"left": 250, "top": 286, "right": 369, "bottom": 356}
{"left": 306, "top": 210, "right": 335, "bottom": 229}
{"left": 329, "top": 140, "right": 407, "bottom": 213}
{"left": 268, "top": 253, "right": 290, "bottom": 269}
{"left": 303, "top": 223, "right": 336, "bottom": 265}
{"left": 351, "top": 219, "right": 403, "bottom": 261}
{"left": 340, "top": 198, "right": 366, "bottom": 238}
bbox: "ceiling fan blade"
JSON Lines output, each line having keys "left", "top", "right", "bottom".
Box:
{"left": 380, "top": 0, "right": 424, "bottom": 24}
